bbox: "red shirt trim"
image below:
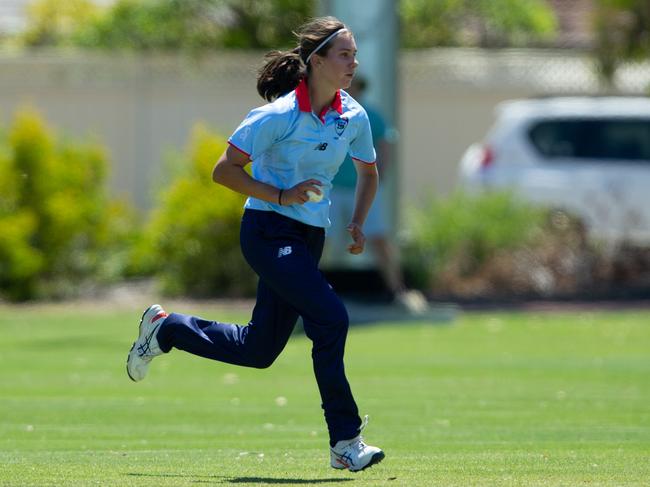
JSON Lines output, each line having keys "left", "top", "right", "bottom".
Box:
{"left": 352, "top": 156, "right": 376, "bottom": 165}
{"left": 295, "top": 78, "right": 343, "bottom": 122}
{"left": 228, "top": 141, "right": 251, "bottom": 158}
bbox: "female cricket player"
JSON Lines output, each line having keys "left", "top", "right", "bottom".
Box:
{"left": 126, "top": 16, "right": 384, "bottom": 472}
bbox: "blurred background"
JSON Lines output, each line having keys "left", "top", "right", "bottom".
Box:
{"left": 1, "top": 0, "right": 649, "bottom": 305}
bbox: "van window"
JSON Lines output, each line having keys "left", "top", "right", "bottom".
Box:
{"left": 528, "top": 119, "right": 650, "bottom": 161}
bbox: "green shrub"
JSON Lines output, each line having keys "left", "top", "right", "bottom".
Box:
{"left": 0, "top": 136, "right": 42, "bottom": 299}
{"left": 403, "top": 191, "right": 546, "bottom": 292}
{"left": 0, "top": 108, "right": 137, "bottom": 300}
{"left": 142, "top": 124, "right": 256, "bottom": 297}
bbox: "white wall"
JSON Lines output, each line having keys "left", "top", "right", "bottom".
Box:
{"left": 1, "top": 49, "right": 648, "bottom": 213}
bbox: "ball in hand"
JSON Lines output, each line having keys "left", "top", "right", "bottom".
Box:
{"left": 306, "top": 190, "right": 323, "bottom": 203}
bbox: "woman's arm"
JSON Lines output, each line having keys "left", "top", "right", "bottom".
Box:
{"left": 212, "top": 145, "right": 321, "bottom": 205}
{"left": 347, "top": 160, "right": 379, "bottom": 254}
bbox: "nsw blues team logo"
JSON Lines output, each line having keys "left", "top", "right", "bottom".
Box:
{"left": 335, "top": 117, "right": 349, "bottom": 136}
{"left": 239, "top": 126, "right": 251, "bottom": 141}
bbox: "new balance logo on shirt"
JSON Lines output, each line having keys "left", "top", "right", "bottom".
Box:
{"left": 314, "top": 142, "right": 328, "bottom": 151}
{"left": 278, "top": 246, "right": 292, "bottom": 258}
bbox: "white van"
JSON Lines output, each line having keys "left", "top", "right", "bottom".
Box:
{"left": 458, "top": 96, "right": 650, "bottom": 247}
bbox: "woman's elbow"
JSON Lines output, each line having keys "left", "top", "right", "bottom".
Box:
{"left": 363, "top": 164, "right": 379, "bottom": 182}
{"left": 212, "top": 160, "right": 226, "bottom": 184}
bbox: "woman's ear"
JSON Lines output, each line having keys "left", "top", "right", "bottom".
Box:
{"left": 311, "top": 54, "right": 323, "bottom": 69}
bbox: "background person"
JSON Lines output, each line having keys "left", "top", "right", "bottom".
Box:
{"left": 126, "top": 16, "right": 384, "bottom": 473}
{"left": 330, "top": 76, "right": 428, "bottom": 314}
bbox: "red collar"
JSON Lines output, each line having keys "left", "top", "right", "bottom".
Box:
{"left": 295, "top": 78, "right": 343, "bottom": 121}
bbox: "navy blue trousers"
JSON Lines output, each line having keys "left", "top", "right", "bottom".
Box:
{"left": 156, "top": 209, "right": 362, "bottom": 444}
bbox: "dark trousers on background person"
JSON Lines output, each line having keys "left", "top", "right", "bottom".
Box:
{"left": 156, "top": 209, "right": 362, "bottom": 444}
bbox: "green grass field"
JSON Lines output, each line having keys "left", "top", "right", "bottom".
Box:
{"left": 1, "top": 302, "right": 649, "bottom": 486}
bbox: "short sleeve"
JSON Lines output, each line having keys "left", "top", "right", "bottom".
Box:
{"left": 349, "top": 110, "right": 376, "bottom": 164}
{"left": 228, "top": 106, "right": 283, "bottom": 160}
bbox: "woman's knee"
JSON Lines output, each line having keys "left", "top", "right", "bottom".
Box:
{"left": 303, "top": 303, "right": 349, "bottom": 339}
{"left": 248, "top": 352, "right": 278, "bottom": 369}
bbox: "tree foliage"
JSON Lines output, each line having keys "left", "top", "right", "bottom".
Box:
{"left": 21, "top": 0, "right": 99, "bottom": 47}
{"left": 19, "top": 0, "right": 560, "bottom": 51}
{"left": 219, "top": 0, "right": 315, "bottom": 49}
{"left": 72, "top": 0, "right": 225, "bottom": 51}
{"left": 21, "top": 0, "right": 316, "bottom": 51}
{"left": 593, "top": 0, "right": 650, "bottom": 85}
{"left": 400, "top": 0, "right": 557, "bottom": 48}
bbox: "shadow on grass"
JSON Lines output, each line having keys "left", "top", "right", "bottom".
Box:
{"left": 127, "top": 473, "right": 352, "bottom": 484}
{"left": 227, "top": 478, "right": 353, "bottom": 484}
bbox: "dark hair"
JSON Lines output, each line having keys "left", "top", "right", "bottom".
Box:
{"left": 256, "top": 16, "right": 347, "bottom": 102}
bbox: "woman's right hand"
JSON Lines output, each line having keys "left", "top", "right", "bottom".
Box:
{"left": 280, "top": 179, "right": 322, "bottom": 205}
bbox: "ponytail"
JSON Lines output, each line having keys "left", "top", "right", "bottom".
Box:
{"left": 256, "top": 48, "right": 306, "bottom": 102}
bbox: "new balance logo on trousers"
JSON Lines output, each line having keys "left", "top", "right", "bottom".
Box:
{"left": 278, "top": 246, "right": 292, "bottom": 258}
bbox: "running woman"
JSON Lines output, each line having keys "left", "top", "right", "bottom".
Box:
{"left": 126, "top": 16, "right": 384, "bottom": 472}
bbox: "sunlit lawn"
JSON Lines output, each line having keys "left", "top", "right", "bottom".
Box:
{"left": 1, "top": 302, "right": 649, "bottom": 486}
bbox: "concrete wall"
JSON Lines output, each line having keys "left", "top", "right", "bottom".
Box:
{"left": 0, "top": 51, "right": 263, "bottom": 208}
{"left": 1, "top": 49, "right": 648, "bottom": 213}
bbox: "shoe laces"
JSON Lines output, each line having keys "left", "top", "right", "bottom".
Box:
{"left": 136, "top": 328, "right": 159, "bottom": 359}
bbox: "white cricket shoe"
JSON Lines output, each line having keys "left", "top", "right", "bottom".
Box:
{"left": 126, "top": 304, "right": 168, "bottom": 382}
{"left": 330, "top": 416, "right": 385, "bottom": 472}
{"left": 395, "top": 289, "right": 428, "bottom": 315}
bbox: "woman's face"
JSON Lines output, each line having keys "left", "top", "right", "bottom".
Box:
{"left": 313, "top": 32, "right": 359, "bottom": 90}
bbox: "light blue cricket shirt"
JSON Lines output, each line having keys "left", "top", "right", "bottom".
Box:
{"left": 227, "top": 78, "right": 376, "bottom": 228}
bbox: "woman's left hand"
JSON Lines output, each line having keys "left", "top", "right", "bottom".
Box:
{"left": 346, "top": 222, "right": 366, "bottom": 254}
